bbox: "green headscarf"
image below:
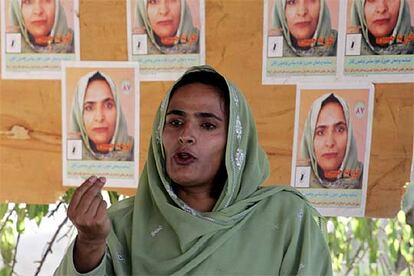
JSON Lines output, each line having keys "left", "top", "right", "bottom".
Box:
{"left": 301, "top": 93, "right": 363, "bottom": 189}
{"left": 70, "top": 71, "right": 133, "bottom": 161}
{"left": 351, "top": 0, "right": 414, "bottom": 55}
{"left": 9, "top": 0, "right": 74, "bottom": 53}
{"left": 55, "top": 65, "right": 332, "bottom": 276}
{"left": 272, "top": 0, "right": 337, "bottom": 56}
{"left": 136, "top": 0, "right": 199, "bottom": 54}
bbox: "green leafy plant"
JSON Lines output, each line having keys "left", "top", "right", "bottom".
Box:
{"left": 327, "top": 211, "right": 413, "bottom": 275}
{"left": 0, "top": 189, "right": 121, "bottom": 276}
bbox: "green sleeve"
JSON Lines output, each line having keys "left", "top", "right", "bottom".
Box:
{"left": 54, "top": 238, "right": 113, "bottom": 276}
{"left": 279, "top": 204, "right": 333, "bottom": 276}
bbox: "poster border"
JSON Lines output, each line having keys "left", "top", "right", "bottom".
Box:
{"left": 61, "top": 60, "right": 140, "bottom": 188}
{"left": 342, "top": 0, "right": 414, "bottom": 83}
{"left": 1, "top": 0, "right": 81, "bottom": 80}
{"left": 126, "top": 0, "right": 206, "bottom": 81}
{"left": 262, "top": 0, "right": 345, "bottom": 85}
{"left": 290, "top": 82, "right": 375, "bottom": 217}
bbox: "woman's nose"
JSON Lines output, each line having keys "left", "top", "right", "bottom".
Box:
{"left": 179, "top": 124, "right": 196, "bottom": 145}
{"left": 32, "top": 0, "right": 45, "bottom": 15}
{"left": 94, "top": 107, "right": 104, "bottom": 122}
{"left": 325, "top": 131, "right": 336, "bottom": 148}
{"left": 158, "top": 0, "right": 170, "bottom": 15}
{"left": 296, "top": 0, "right": 308, "bottom": 16}
{"left": 178, "top": 135, "right": 195, "bottom": 145}
{"left": 375, "top": 0, "right": 388, "bottom": 13}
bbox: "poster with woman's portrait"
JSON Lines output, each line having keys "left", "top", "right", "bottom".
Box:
{"left": 127, "top": 0, "right": 205, "bottom": 81}
{"left": 262, "top": 0, "right": 340, "bottom": 84}
{"left": 1, "top": 0, "right": 80, "bottom": 79}
{"left": 62, "top": 61, "right": 140, "bottom": 188}
{"left": 344, "top": 0, "right": 414, "bottom": 81}
{"left": 291, "top": 83, "right": 374, "bottom": 217}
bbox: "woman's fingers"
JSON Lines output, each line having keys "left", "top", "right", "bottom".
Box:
{"left": 95, "top": 200, "right": 108, "bottom": 221}
{"left": 67, "top": 176, "right": 110, "bottom": 240}
{"left": 84, "top": 193, "right": 104, "bottom": 219}
{"left": 72, "top": 178, "right": 106, "bottom": 216}
{"left": 68, "top": 176, "right": 98, "bottom": 216}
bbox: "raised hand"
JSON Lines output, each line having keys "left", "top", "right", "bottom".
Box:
{"left": 67, "top": 176, "right": 110, "bottom": 272}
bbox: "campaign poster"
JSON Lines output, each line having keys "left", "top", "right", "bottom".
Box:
{"left": 291, "top": 83, "right": 375, "bottom": 217}
{"left": 263, "top": 0, "right": 340, "bottom": 84}
{"left": 127, "top": 0, "right": 205, "bottom": 81}
{"left": 344, "top": 0, "right": 414, "bottom": 82}
{"left": 1, "top": 0, "right": 80, "bottom": 79}
{"left": 62, "top": 61, "right": 139, "bottom": 188}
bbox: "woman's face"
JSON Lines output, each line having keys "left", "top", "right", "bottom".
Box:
{"left": 147, "top": 0, "right": 181, "bottom": 39}
{"left": 21, "top": 0, "right": 56, "bottom": 40}
{"left": 285, "top": 0, "right": 320, "bottom": 40}
{"left": 313, "top": 102, "right": 348, "bottom": 179}
{"left": 162, "top": 83, "right": 228, "bottom": 191}
{"left": 83, "top": 79, "right": 117, "bottom": 150}
{"left": 364, "top": 0, "right": 400, "bottom": 38}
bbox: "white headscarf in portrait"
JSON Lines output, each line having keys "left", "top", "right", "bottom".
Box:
{"left": 272, "top": 0, "right": 338, "bottom": 56}
{"left": 301, "top": 93, "right": 363, "bottom": 189}
{"left": 351, "top": 0, "right": 414, "bottom": 54}
{"left": 136, "top": 0, "right": 199, "bottom": 54}
{"left": 70, "top": 71, "right": 133, "bottom": 161}
{"left": 10, "top": 0, "right": 74, "bottom": 53}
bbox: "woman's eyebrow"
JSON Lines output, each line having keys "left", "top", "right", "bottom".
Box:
{"left": 166, "top": 109, "right": 186, "bottom": 116}
{"left": 103, "top": 98, "right": 115, "bottom": 103}
{"left": 316, "top": 121, "right": 347, "bottom": 128}
{"left": 335, "top": 121, "right": 347, "bottom": 127}
{"left": 195, "top": 112, "right": 223, "bottom": 121}
{"left": 84, "top": 97, "right": 113, "bottom": 104}
{"left": 166, "top": 110, "right": 223, "bottom": 121}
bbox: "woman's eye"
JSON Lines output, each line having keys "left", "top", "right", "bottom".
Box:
{"left": 84, "top": 105, "right": 93, "bottom": 112}
{"left": 168, "top": 120, "right": 183, "bottom": 127}
{"left": 22, "top": 0, "right": 31, "bottom": 4}
{"left": 315, "top": 129, "right": 324, "bottom": 136}
{"left": 201, "top": 122, "right": 216, "bottom": 130}
{"left": 286, "top": 0, "right": 296, "bottom": 5}
{"left": 105, "top": 101, "right": 114, "bottom": 109}
{"left": 336, "top": 126, "right": 346, "bottom": 133}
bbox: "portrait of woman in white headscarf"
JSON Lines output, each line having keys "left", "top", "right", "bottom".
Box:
{"left": 350, "top": 0, "right": 414, "bottom": 55}
{"left": 135, "top": 0, "right": 200, "bottom": 54}
{"left": 70, "top": 71, "right": 134, "bottom": 161}
{"left": 301, "top": 93, "right": 363, "bottom": 189}
{"left": 272, "top": 0, "right": 338, "bottom": 57}
{"left": 9, "top": 0, "right": 74, "bottom": 53}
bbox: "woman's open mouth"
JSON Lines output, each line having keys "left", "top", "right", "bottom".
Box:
{"left": 173, "top": 151, "right": 196, "bottom": 166}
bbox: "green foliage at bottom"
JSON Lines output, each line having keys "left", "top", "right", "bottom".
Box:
{"left": 327, "top": 211, "right": 414, "bottom": 275}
